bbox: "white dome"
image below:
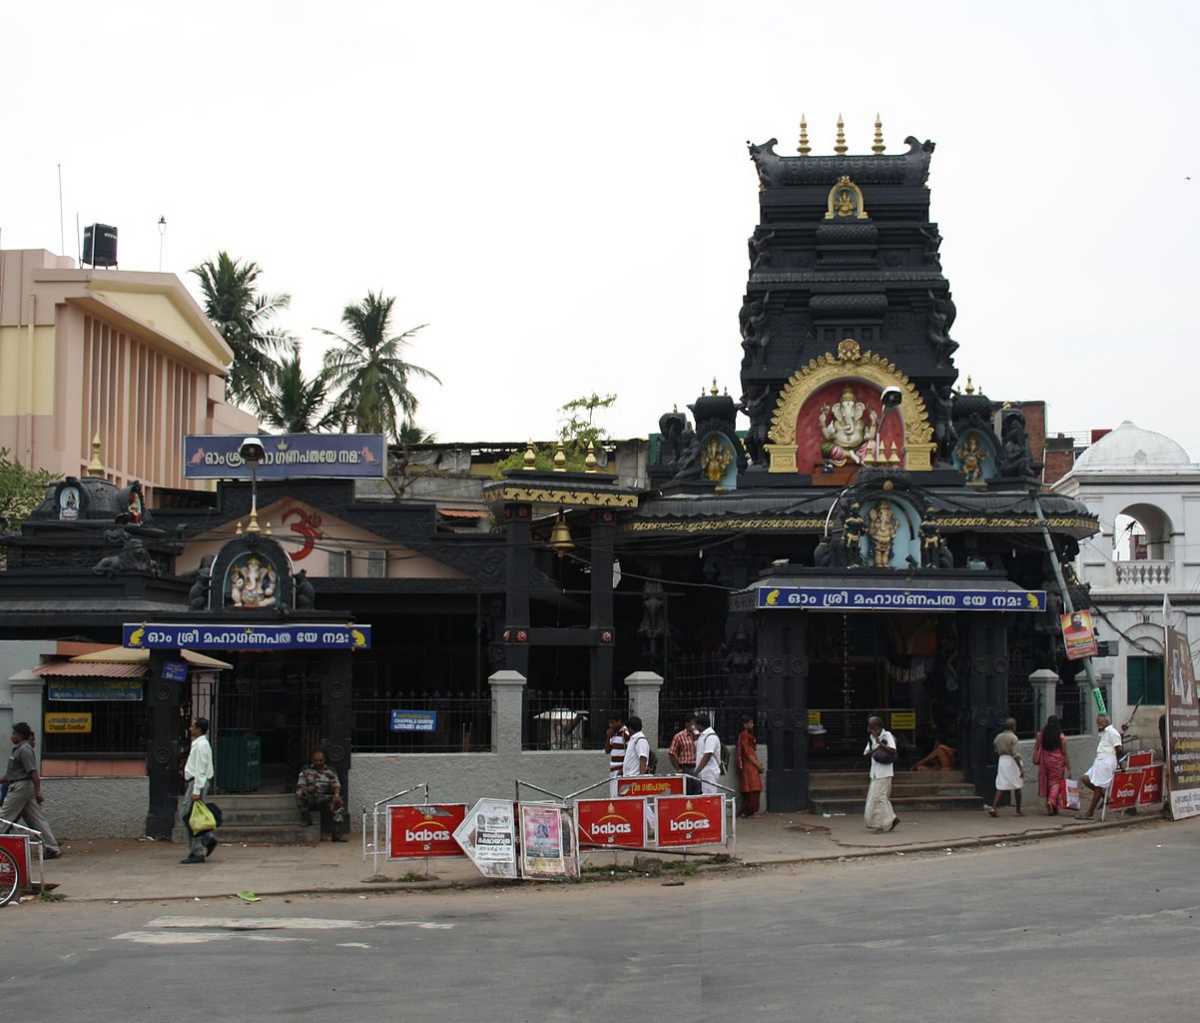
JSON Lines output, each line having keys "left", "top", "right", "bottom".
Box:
{"left": 1073, "top": 421, "right": 1193, "bottom": 472}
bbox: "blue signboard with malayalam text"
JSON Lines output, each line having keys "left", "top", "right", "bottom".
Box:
{"left": 390, "top": 710, "right": 438, "bottom": 733}
{"left": 161, "top": 660, "right": 189, "bottom": 682}
{"left": 123, "top": 623, "right": 372, "bottom": 651}
{"left": 183, "top": 433, "right": 386, "bottom": 480}
{"left": 756, "top": 586, "right": 1046, "bottom": 613}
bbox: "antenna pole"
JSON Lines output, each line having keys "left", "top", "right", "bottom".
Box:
{"left": 57, "top": 164, "right": 66, "bottom": 255}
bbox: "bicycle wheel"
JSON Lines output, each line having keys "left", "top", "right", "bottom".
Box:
{"left": 0, "top": 847, "right": 19, "bottom": 906}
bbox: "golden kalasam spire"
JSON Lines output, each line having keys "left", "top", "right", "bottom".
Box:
{"left": 872, "top": 113, "right": 885, "bottom": 154}
{"left": 964, "top": 375, "right": 976, "bottom": 395}
{"left": 798, "top": 114, "right": 811, "bottom": 156}
{"left": 710, "top": 377, "right": 719, "bottom": 396}
{"left": 834, "top": 114, "right": 847, "bottom": 155}
{"left": 584, "top": 441, "right": 599, "bottom": 474}
{"left": 552, "top": 442, "right": 567, "bottom": 472}
{"left": 522, "top": 440, "right": 537, "bottom": 471}
{"left": 87, "top": 433, "right": 104, "bottom": 476}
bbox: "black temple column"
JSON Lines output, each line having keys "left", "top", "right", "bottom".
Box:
{"left": 589, "top": 510, "right": 616, "bottom": 745}
{"left": 503, "top": 502, "right": 532, "bottom": 677}
{"left": 146, "top": 650, "right": 182, "bottom": 840}
{"left": 319, "top": 651, "right": 354, "bottom": 804}
{"left": 964, "top": 612, "right": 1010, "bottom": 797}
{"left": 756, "top": 610, "right": 809, "bottom": 812}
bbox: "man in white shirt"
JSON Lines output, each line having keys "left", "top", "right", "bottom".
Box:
{"left": 180, "top": 717, "right": 216, "bottom": 864}
{"left": 1080, "top": 714, "right": 1125, "bottom": 820}
{"left": 695, "top": 714, "right": 723, "bottom": 795}
{"left": 622, "top": 716, "right": 651, "bottom": 777}
{"left": 863, "top": 716, "right": 899, "bottom": 832}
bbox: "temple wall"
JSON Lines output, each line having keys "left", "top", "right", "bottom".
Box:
{"left": 41, "top": 776, "right": 149, "bottom": 840}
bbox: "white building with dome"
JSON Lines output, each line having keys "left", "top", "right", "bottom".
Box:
{"left": 1052, "top": 421, "right": 1200, "bottom": 749}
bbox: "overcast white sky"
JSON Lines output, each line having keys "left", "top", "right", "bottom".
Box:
{"left": 3, "top": 1, "right": 1198, "bottom": 453}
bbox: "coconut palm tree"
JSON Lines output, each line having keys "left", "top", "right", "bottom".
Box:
{"left": 318, "top": 292, "right": 440, "bottom": 440}
{"left": 191, "top": 252, "right": 290, "bottom": 411}
{"left": 396, "top": 420, "right": 437, "bottom": 445}
{"left": 257, "top": 343, "right": 339, "bottom": 433}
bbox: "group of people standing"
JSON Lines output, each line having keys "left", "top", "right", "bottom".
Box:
{"left": 604, "top": 711, "right": 764, "bottom": 815}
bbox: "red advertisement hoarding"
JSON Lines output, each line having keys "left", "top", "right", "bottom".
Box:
{"left": 617, "top": 776, "right": 686, "bottom": 798}
{"left": 0, "top": 835, "right": 31, "bottom": 893}
{"left": 1127, "top": 751, "right": 1153, "bottom": 768}
{"left": 576, "top": 797, "right": 647, "bottom": 848}
{"left": 387, "top": 804, "right": 468, "bottom": 859}
{"left": 655, "top": 795, "right": 725, "bottom": 848}
{"left": 1139, "top": 765, "right": 1164, "bottom": 805}
{"left": 1107, "top": 770, "right": 1145, "bottom": 811}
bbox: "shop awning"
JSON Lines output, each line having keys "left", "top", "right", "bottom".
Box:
{"left": 70, "top": 647, "right": 233, "bottom": 670}
{"left": 33, "top": 661, "right": 147, "bottom": 679}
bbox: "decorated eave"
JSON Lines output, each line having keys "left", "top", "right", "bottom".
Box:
{"left": 624, "top": 489, "right": 1098, "bottom": 540}
{"left": 748, "top": 133, "right": 934, "bottom": 189}
{"left": 482, "top": 445, "right": 641, "bottom": 510}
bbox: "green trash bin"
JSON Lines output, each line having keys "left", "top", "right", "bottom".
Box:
{"left": 216, "top": 732, "right": 262, "bottom": 793}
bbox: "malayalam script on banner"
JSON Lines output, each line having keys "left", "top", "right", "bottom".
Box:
{"left": 454, "top": 798, "right": 518, "bottom": 879}
{"left": 1165, "top": 623, "right": 1200, "bottom": 820}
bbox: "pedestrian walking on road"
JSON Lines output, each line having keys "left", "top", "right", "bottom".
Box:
{"left": 863, "top": 716, "right": 899, "bottom": 832}
{"left": 695, "top": 714, "right": 723, "bottom": 795}
{"left": 1034, "top": 715, "right": 1071, "bottom": 815}
{"left": 606, "top": 712, "right": 630, "bottom": 796}
{"left": 988, "top": 718, "right": 1025, "bottom": 817}
{"left": 668, "top": 714, "right": 698, "bottom": 792}
{"left": 180, "top": 717, "right": 216, "bottom": 864}
{"left": 1079, "top": 714, "right": 1124, "bottom": 820}
{"left": 736, "top": 715, "right": 764, "bottom": 817}
{"left": 622, "top": 716, "right": 651, "bottom": 777}
{"left": 1, "top": 722, "right": 61, "bottom": 859}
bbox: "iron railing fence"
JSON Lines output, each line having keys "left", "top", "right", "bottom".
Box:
{"left": 658, "top": 690, "right": 757, "bottom": 748}
{"left": 523, "top": 688, "right": 627, "bottom": 751}
{"left": 41, "top": 697, "right": 147, "bottom": 757}
{"left": 352, "top": 693, "right": 491, "bottom": 753}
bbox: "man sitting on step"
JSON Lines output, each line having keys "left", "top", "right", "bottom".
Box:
{"left": 295, "top": 749, "right": 346, "bottom": 841}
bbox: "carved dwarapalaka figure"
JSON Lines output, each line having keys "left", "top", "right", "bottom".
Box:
{"left": 820, "top": 386, "right": 878, "bottom": 466}
{"left": 867, "top": 502, "right": 899, "bottom": 568}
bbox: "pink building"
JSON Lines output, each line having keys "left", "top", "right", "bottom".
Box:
{"left": 0, "top": 248, "right": 256, "bottom": 499}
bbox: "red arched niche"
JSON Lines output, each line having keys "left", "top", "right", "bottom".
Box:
{"left": 793, "top": 379, "right": 906, "bottom": 472}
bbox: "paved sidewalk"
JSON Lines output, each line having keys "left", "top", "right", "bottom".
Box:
{"left": 27, "top": 807, "right": 1166, "bottom": 903}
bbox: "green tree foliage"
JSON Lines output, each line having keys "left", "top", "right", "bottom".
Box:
{"left": 257, "top": 344, "right": 340, "bottom": 433}
{"left": 396, "top": 420, "right": 437, "bottom": 446}
{"left": 319, "top": 292, "right": 441, "bottom": 442}
{"left": 0, "top": 449, "right": 56, "bottom": 563}
{"left": 191, "top": 252, "right": 290, "bottom": 412}
{"left": 495, "top": 393, "right": 617, "bottom": 475}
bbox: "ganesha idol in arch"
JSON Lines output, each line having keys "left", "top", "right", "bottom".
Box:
{"left": 819, "top": 386, "right": 878, "bottom": 467}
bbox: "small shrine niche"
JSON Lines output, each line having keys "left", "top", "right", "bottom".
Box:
{"left": 198, "top": 533, "right": 297, "bottom": 613}
{"left": 824, "top": 176, "right": 869, "bottom": 221}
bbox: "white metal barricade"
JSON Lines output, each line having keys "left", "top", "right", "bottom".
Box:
{"left": 361, "top": 782, "right": 430, "bottom": 876}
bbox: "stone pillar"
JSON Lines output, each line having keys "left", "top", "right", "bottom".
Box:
{"left": 589, "top": 511, "right": 617, "bottom": 745}
{"left": 502, "top": 504, "right": 532, "bottom": 677}
{"left": 8, "top": 671, "right": 45, "bottom": 770}
{"left": 146, "top": 652, "right": 183, "bottom": 840}
{"left": 964, "top": 613, "right": 1010, "bottom": 798}
{"left": 624, "top": 671, "right": 664, "bottom": 749}
{"left": 1028, "top": 668, "right": 1059, "bottom": 731}
{"left": 489, "top": 669, "right": 527, "bottom": 754}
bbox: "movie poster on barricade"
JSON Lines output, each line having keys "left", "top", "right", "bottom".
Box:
{"left": 655, "top": 795, "right": 725, "bottom": 848}
{"left": 519, "top": 804, "right": 577, "bottom": 880}
{"left": 454, "top": 798, "right": 518, "bottom": 879}
{"left": 387, "top": 804, "right": 467, "bottom": 860}
{"left": 576, "top": 797, "right": 647, "bottom": 848}
{"left": 1060, "top": 611, "right": 1099, "bottom": 661}
{"left": 1164, "top": 613, "right": 1200, "bottom": 821}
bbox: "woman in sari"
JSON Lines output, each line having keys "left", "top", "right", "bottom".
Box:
{"left": 736, "top": 716, "right": 764, "bottom": 817}
{"left": 1034, "top": 715, "right": 1071, "bottom": 815}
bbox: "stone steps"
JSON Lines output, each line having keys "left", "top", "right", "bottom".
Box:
{"left": 812, "top": 795, "right": 986, "bottom": 814}
{"left": 174, "top": 793, "right": 323, "bottom": 845}
{"left": 809, "top": 769, "right": 984, "bottom": 814}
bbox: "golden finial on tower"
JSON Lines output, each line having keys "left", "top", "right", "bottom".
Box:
{"left": 552, "top": 441, "right": 567, "bottom": 472}
{"left": 246, "top": 505, "right": 260, "bottom": 533}
{"left": 522, "top": 440, "right": 537, "bottom": 471}
{"left": 87, "top": 433, "right": 104, "bottom": 476}
{"left": 584, "top": 441, "right": 599, "bottom": 474}
{"left": 798, "top": 114, "right": 811, "bottom": 156}
{"left": 872, "top": 113, "right": 885, "bottom": 155}
{"left": 834, "top": 114, "right": 847, "bottom": 155}
{"left": 710, "top": 377, "right": 719, "bottom": 396}
{"left": 235, "top": 519, "right": 244, "bottom": 536}
{"left": 964, "top": 375, "right": 976, "bottom": 395}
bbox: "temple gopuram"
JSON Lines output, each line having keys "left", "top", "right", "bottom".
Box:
{"left": 495, "top": 117, "right": 1097, "bottom": 811}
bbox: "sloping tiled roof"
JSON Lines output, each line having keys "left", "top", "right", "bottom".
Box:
{"left": 32, "top": 661, "right": 147, "bottom": 678}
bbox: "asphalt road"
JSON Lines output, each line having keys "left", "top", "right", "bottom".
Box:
{"left": 4, "top": 820, "right": 1197, "bottom": 1022}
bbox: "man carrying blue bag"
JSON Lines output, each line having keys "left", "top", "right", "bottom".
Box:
{"left": 179, "top": 717, "right": 218, "bottom": 865}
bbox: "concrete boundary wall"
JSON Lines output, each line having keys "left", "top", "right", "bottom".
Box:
{"left": 42, "top": 776, "right": 149, "bottom": 840}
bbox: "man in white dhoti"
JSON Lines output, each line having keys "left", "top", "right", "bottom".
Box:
{"left": 863, "top": 716, "right": 899, "bottom": 832}
{"left": 987, "top": 718, "right": 1025, "bottom": 817}
{"left": 1079, "top": 714, "right": 1124, "bottom": 820}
